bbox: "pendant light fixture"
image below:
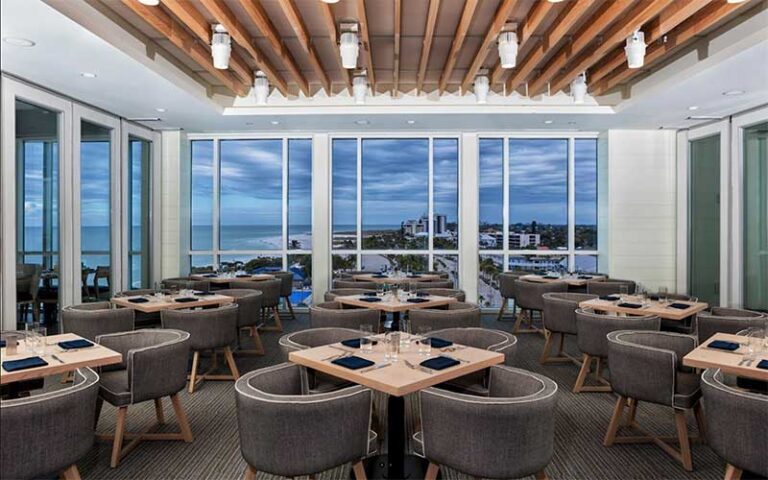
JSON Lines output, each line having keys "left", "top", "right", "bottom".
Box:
{"left": 138, "top": 0, "right": 160, "bottom": 5}
{"left": 474, "top": 75, "right": 490, "bottom": 104}
{"left": 339, "top": 23, "right": 360, "bottom": 69}
{"left": 353, "top": 75, "right": 368, "bottom": 104}
{"left": 625, "top": 30, "right": 646, "bottom": 69}
{"left": 211, "top": 24, "right": 231, "bottom": 70}
{"left": 498, "top": 31, "right": 518, "bottom": 69}
{"left": 253, "top": 71, "right": 269, "bottom": 105}
{"left": 571, "top": 72, "right": 587, "bottom": 103}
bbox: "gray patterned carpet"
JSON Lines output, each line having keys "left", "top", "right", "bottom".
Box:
{"left": 75, "top": 312, "right": 731, "bottom": 480}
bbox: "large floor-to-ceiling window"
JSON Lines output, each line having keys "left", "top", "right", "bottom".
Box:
{"left": 188, "top": 137, "right": 313, "bottom": 307}
{"left": 742, "top": 122, "right": 767, "bottom": 311}
{"left": 331, "top": 137, "right": 460, "bottom": 287}
{"left": 478, "top": 136, "right": 598, "bottom": 307}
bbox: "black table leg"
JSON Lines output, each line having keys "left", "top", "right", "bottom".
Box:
{"left": 391, "top": 311, "right": 401, "bottom": 331}
{"left": 388, "top": 394, "right": 405, "bottom": 479}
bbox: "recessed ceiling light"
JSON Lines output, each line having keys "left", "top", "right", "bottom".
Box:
{"left": 722, "top": 89, "right": 745, "bottom": 96}
{"left": 544, "top": 120, "right": 553, "bottom": 124}
{"left": 3, "top": 37, "right": 35, "bottom": 47}
{"left": 406, "top": 120, "right": 416, "bottom": 125}
{"left": 688, "top": 106, "right": 699, "bottom": 111}
{"left": 270, "top": 120, "right": 280, "bottom": 125}
{"left": 80, "top": 72, "right": 97, "bottom": 79}
{"left": 155, "top": 108, "right": 166, "bottom": 113}
{"left": 355, "top": 120, "right": 370, "bottom": 125}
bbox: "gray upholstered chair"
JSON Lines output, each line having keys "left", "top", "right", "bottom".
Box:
{"left": 279, "top": 327, "right": 362, "bottom": 394}
{"left": 411, "top": 280, "right": 454, "bottom": 289}
{"left": 216, "top": 289, "right": 265, "bottom": 355}
{"left": 0, "top": 331, "right": 44, "bottom": 397}
{"left": 430, "top": 328, "right": 517, "bottom": 396}
{"left": 235, "top": 363, "right": 372, "bottom": 479}
{"left": 496, "top": 271, "right": 523, "bottom": 322}
{"left": 93, "top": 265, "right": 111, "bottom": 300}
{"left": 231, "top": 279, "right": 283, "bottom": 332}
{"left": 604, "top": 330, "right": 704, "bottom": 471}
{"left": 16, "top": 263, "right": 41, "bottom": 324}
{"left": 310, "top": 301, "right": 381, "bottom": 330}
{"left": 115, "top": 288, "right": 160, "bottom": 327}
{"left": 586, "top": 279, "right": 637, "bottom": 296}
{"left": 701, "top": 368, "right": 768, "bottom": 480}
{"left": 573, "top": 308, "right": 660, "bottom": 393}
{"left": 540, "top": 293, "right": 598, "bottom": 364}
{"left": 161, "top": 277, "right": 210, "bottom": 292}
{"left": 417, "top": 366, "right": 557, "bottom": 480}
{"left": 95, "top": 329, "right": 193, "bottom": 468}
{"left": 694, "top": 307, "right": 766, "bottom": 344}
{"left": 408, "top": 302, "right": 481, "bottom": 331}
{"left": 61, "top": 302, "right": 134, "bottom": 341}
{"left": 412, "top": 288, "right": 466, "bottom": 302}
{"left": 1, "top": 367, "right": 99, "bottom": 480}
{"left": 514, "top": 280, "right": 568, "bottom": 334}
{"left": 333, "top": 279, "right": 378, "bottom": 290}
{"left": 116, "top": 288, "right": 156, "bottom": 297}
{"left": 273, "top": 271, "right": 296, "bottom": 319}
{"left": 324, "top": 288, "right": 376, "bottom": 301}
{"left": 161, "top": 304, "right": 240, "bottom": 393}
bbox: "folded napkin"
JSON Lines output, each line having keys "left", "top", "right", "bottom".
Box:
{"left": 372, "top": 274, "right": 388, "bottom": 279}
{"left": 618, "top": 302, "right": 643, "bottom": 309}
{"left": 3, "top": 356, "right": 48, "bottom": 372}
{"left": 340, "top": 338, "right": 379, "bottom": 348}
{"left": 58, "top": 339, "right": 94, "bottom": 350}
{"left": 127, "top": 297, "right": 149, "bottom": 304}
{"left": 599, "top": 295, "right": 620, "bottom": 301}
{"left": 195, "top": 291, "right": 215, "bottom": 296}
{"left": 362, "top": 292, "right": 378, "bottom": 297}
{"left": 174, "top": 297, "right": 197, "bottom": 303}
{"left": 757, "top": 360, "right": 768, "bottom": 370}
{"left": 202, "top": 274, "right": 217, "bottom": 278}
{"left": 236, "top": 274, "right": 252, "bottom": 278}
{"left": 577, "top": 275, "right": 593, "bottom": 279}
{"left": 424, "top": 337, "right": 453, "bottom": 348}
{"left": 707, "top": 340, "right": 740, "bottom": 351}
{"left": 331, "top": 356, "right": 375, "bottom": 370}
{"left": 406, "top": 274, "right": 421, "bottom": 279}
{"left": 0, "top": 340, "right": 5, "bottom": 348}
{"left": 420, "top": 356, "right": 460, "bottom": 371}
{"left": 407, "top": 298, "right": 428, "bottom": 304}
{"left": 668, "top": 302, "right": 690, "bottom": 310}
{"left": 359, "top": 297, "right": 382, "bottom": 303}
{"left": 415, "top": 292, "right": 430, "bottom": 297}
{"left": 543, "top": 275, "right": 559, "bottom": 280}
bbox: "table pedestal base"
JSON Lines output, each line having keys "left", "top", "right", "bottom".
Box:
{"left": 363, "top": 455, "right": 427, "bottom": 480}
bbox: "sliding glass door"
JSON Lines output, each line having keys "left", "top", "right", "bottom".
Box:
{"left": 743, "top": 122, "right": 767, "bottom": 311}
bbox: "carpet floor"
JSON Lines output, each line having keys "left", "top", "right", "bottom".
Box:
{"left": 74, "top": 312, "right": 733, "bottom": 480}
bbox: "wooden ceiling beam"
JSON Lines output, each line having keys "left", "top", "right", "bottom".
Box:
{"left": 524, "top": 0, "right": 635, "bottom": 96}
{"left": 318, "top": 2, "right": 352, "bottom": 94}
{"left": 355, "top": 0, "right": 376, "bottom": 90}
{"left": 548, "top": 0, "right": 678, "bottom": 95}
{"left": 160, "top": 0, "right": 252, "bottom": 85}
{"left": 592, "top": 0, "right": 755, "bottom": 96}
{"left": 416, "top": 0, "right": 440, "bottom": 94}
{"left": 278, "top": 0, "right": 331, "bottom": 94}
{"left": 460, "top": 0, "right": 518, "bottom": 92}
{"left": 439, "top": 0, "right": 479, "bottom": 94}
{"left": 489, "top": 0, "right": 555, "bottom": 86}
{"left": 197, "top": 0, "right": 288, "bottom": 95}
{"left": 393, "top": 0, "right": 401, "bottom": 96}
{"left": 236, "top": 0, "right": 309, "bottom": 96}
{"left": 121, "top": 0, "right": 249, "bottom": 97}
{"left": 588, "top": 0, "right": 711, "bottom": 85}
{"left": 504, "top": 0, "right": 596, "bottom": 94}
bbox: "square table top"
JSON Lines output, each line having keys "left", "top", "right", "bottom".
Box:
{"left": 578, "top": 297, "right": 708, "bottom": 321}
{"left": 336, "top": 294, "right": 458, "bottom": 312}
{"left": 520, "top": 273, "right": 606, "bottom": 287}
{"left": 683, "top": 333, "right": 767, "bottom": 381}
{"left": 289, "top": 335, "right": 504, "bottom": 397}
{"left": 190, "top": 273, "right": 275, "bottom": 284}
{"left": 111, "top": 293, "right": 233, "bottom": 313}
{"left": 1, "top": 333, "right": 122, "bottom": 385}
{"left": 352, "top": 273, "right": 442, "bottom": 285}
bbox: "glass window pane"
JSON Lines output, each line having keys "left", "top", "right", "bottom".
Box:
{"left": 433, "top": 254, "right": 458, "bottom": 289}
{"left": 574, "top": 254, "right": 599, "bottom": 273}
{"left": 362, "top": 254, "right": 428, "bottom": 273}
{"left": 509, "top": 139, "right": 568, "bottom": 250}
{"left": 479, "top": 139, "right": 503, "bottom": 249}
{"left": 332, "top": 254, "right": 357, "bottom": 278}
{"left": 478, "top": 254, "right": 503, "bottom": 308}
{"left": 332, "top": 139, "right": 357, "bottom": 249}
{"left": 219, "top": 254, "right": 282, "bottom": 274}
{"left": 433, "top": 138, "right": 459, "bottom": 250}
{"left": 287, "top": 254, "right": 312, "bottom": 307}
{"left": 362, "top": 139, "right": 429, "bottom": 250}
{"left": 743, "top": 122, "right": 768, "bottom": 311}
{"left": 220, "top": 140, "right": 283, "bottom": 250}
{"left": 288, "top": 139, "right": 312, "bottom": 250}
{"left": 191, "top": 140, "right": 213, "bottom": 251}
{"left": 575, "top": 139, "right": 598, "bottom": 250}
{"left": 190, "top": 255, "right": 215, "bottom": 273}
{"left": 128, "top": 137, "right": 151, "bottom": 289}
{"left": 81, "top": 121, "right": 112, "bottom": 301}
{"left": 509, "top": 254, "right": 568, "bottom": 274}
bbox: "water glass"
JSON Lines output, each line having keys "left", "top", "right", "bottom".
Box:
{"left": 385, "top": 332, "right": 400, "bottom": 362}
{"left": 658, "top": 286, "right": 668, "bottom": 303}
{"left": 28, "top": 326, "right": 47, "bottom": 356}
{"left": 417, "top": 326, "right": 432, "bottom": 356}
{"left": 360, "top": 324, "right": 374, "bottom": 353}
{"left": 619, "top": 284, "right": 629, "bottom": 299}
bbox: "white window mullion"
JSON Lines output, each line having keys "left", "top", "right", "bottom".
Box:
{"left": 502, "top": 137, "right": 509, "bottom": 271}
{"left": 428, "top": 138, "right": 434, "bottom": 257}
{"left": 356, "top": 137, "right": 362, "bottom": 270}
{"left": 568, "top": 137, "right": 576, "bottom": 271}
{"left": 213, "top": 138, "right": 220, "bottom": 269}
{"left": 282, "top": 138, "right": 289, "bottom": 271}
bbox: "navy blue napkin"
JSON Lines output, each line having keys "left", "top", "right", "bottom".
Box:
{"left": 128, "top": 297, "right": 149, "bottom": 304}
{"left": 543, "top": 275, "right": 559, "bottom": 280}
{"left": 359, "top": 297, "right": 382, "bottom": 303}
{"left": 668, "top": 302, "right": 690, "bottom": 310}
{"left": 757, "top": 360, "right": 768, "bottom": 370}
{"left": 415, "top": 292, "right": 430, "bottom": 297}
{"left": 58, "top": 339, "right": 94, "bottom": 350}
{"left": 331, "top": 356, "right": 375, "bottom": 370}
{"left": 195, "top": 291, "right": 215, "bottom": 296}
{"left": 0, "top": 340, "right": 5, "bottom": 348}
{"left": 600, "top": 295, "right": 620, "bottom": 301}
{"left": 174, "top": 297, "right": 197, "bottom": 303}
{"left": 425, "top": 337, "right": 453, "bottom": 348}
{"left": 407, "top": 298, "right": 428, "bottom": 303}
{"left": 707, "top": 340, "right": 740, "bottom": 351}
{"left": 202, "top": 274, "right": 217, "bottom": 278}
{"left": 3, "top": 356, "right": 48, "bottom": 372}
{"left": 340, "top": 338, "right": 379, "bottom": 348}
{"left": 362, "top": 291, "right": 378, "bottom": 296}
{"left": 236, "top": 274, "right": 251, "bottom": 278}
{"left": 618, "top": 302, "right": 642, "bottom": 309}
{"left": 407, "top": 274, "right": 421, "bottom": 279}
{"left": 420, "top": 356, "right": 460, "bottom": 370}
{"left": 577, "top": 275, "right": 593, "bottom": 279}
{"left": 372, "top": 274, "right": 388, "bottom": 278}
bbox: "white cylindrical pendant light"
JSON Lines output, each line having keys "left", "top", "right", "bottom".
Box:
{"left": 498, "top": 31, "right": 518, "bottom": 69}
{"left": 211, "top": 24, "right": 231, "bottom": 70}
{"left": 253, "top": 71, "right": 269, "bottom": 105}
{"left": 340, "top": 32, "right": 359, "bottom": 69}
{"left": 571, "top": 72, "right": 587, "bottom": 104}
{"left": 625, "top": 30, "right": 646, "bottom": 69}
{"left": 353, "top": 75, "right": 368, "bottom": 104}
{"left": 474, "top": 75, "right": 490, "bottom": 104}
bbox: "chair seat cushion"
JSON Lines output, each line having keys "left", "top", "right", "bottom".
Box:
{"left": 99, "top": 369, "right": 132, "bottom": 406}
{"left": 309, "top": 372, "right": 354, "bottom": 394}
{"left": 673, "top": 371, "right": 702, "bottom": 409}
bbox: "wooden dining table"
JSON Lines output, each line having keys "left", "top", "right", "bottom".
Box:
{"left": 336, "top": 293, "right": 457, "bottom": 330}
{"left": 352, "top": 273, "right": 442, "bottom": 285}
{"left": 111, "top": 293, "right": 233, "bottom": 313}
{"left": 190, "top": 273, "right": 274, "bottom": 284}
{"left": 578, "top": 297, "right": 708, "bottom": 321}
{"left": 682, "top": 333, "right": 768, "bottom": 381}
{"left": 1, "top": 333, "right": 122, "bottom": 385}
{"left": 520, "top": 273, "right": 606, "bottom": 287}
{"left": 289, "top": 334, "right": 504, "bottom": 478}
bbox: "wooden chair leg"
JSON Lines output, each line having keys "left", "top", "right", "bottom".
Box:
{"left": 243, "top": 465, "right": 257, "bottom": 480}
{"left": 352, "top": 461, "right": 367, "bottom": 480}
{"left": 693, "top": 402, "right": 706, "bottom": 443}
{"left": 625, "top": 398, "right": 638, "bottom": 427}
{"left": 539, "top": 329, "right": 554, "bottom": 364}
{"left": 535, "top": 470, "right": 549, "bottom": 480}
{"left": 425, "top": 462, "right": 440, "bottom": 480}
{"left": 724, "top": 463, "right": 743, "bottom": 480}
{"left": 495, "top": 300, "right": 508, "bottom": 322}
{"left": 60, "top": 464, "right": 81, "bottom": 480}
{"left": 603, "top": 395, "right": 627, "bottom": 446}
{"left": 273, "top": 307, "right": 283, "bottom": 332}
{"left": 573, "top": 354, "right": 592, "bottom": 393}
{"left": 170, "top": 393, "right": 194, "bottom": 442}
{"left": 223, "top": 346, "right": 240, "bottom": 379}
{"left": 512, "top": 309, "right": 524, "bottom": 332}
{"left": 674, "top": 409, "right": 693, "bottom": 471}
{"left": 285, "top": 296, "right": 296, "bottom": 320}
{"left": 154, "top": 398, "right": 165, "bottom": 425}
{"left": 251, "top": 326, "right": 265, "bottom": 355}
{"left": 188, "top": 351, "right": 200, "bottom": 394}
{"left": 110, "top": 407, "right": 128, "bottom": 468}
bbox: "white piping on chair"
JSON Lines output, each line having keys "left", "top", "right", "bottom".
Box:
{"left": 702, "top": 369, "right": 768, "bottom": 402}
{"left": 1, "top": 368, "right": 99, "bottom": 407}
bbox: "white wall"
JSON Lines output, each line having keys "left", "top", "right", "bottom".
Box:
{"left": 604, "top": 129, "right": 678, "bottom": 291}
{"left": 160, "top": 130, "right": 187, "bottom": 279}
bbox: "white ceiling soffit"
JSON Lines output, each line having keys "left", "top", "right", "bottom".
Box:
{"left": 1, "top": 0, "right": 766, "bottom": 133}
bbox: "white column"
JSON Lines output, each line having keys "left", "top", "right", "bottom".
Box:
{"left": 160, "top": 130, "right": 186, "bottom": 278}
{"left": 459, "top": 133, "right": 479, "bottom": 303}
{"left": 312, "top": 134, "right": 331, "bottom": 302}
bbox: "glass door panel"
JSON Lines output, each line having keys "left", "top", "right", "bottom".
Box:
{"left": 743, "top": 122, "right": 768, "bottom": 311}
{"left": 128, "top": 136, "right": 151, "bottom": 289}
{"left": 688, "top": 134, "right": 720, "bottom": 305}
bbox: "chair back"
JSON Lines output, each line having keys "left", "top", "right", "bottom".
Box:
{"left": 310, "top": 302, "right": 380, "bottom": 329}
{"left": 586, "top": 280, "right": 636, "bottom": 296}
{"left": 61, "top": 304, "right": 134, "bottom": 341}
{"left": 161, "top": 277, "right": 210, "bottom": 292}
{"left": 324, "top": 288, "right": 376, "bottom": 301}
{"left": 231, "top": 279, "right": 281, "bottom": 308}
{"left": 412, "top": 280, "right": 454, "bottom": 289}
{"left": 431, "top": 328, "right": 517, "bottom": 366}
{"left": 16, "top": 263, "right": 42, "bottom": 298}
{"left": 273, "top": 271, "right": 294, "bottom": 297}
{"left": 1, "top": 368, "right": 99, "bottom": 480}
{"left": 710, "top": 307, "right": 765, "bottom": 318}
{"left": 408, "top": 302, "right": 480, "bottom": 331}
{"left": 279, "top": 327, "right": 362, "bottom": 358}
{"left": 498, "top": 272, "right": 523, "bottom": 299}
{"left": 235, "top": 363, "right": 372, "bottom": 477}
{"left": 575, "top": 308, "right": 660, "bottom": 357}
{"left": 412, "top": 288, "right": 466, "bottom": 302}
{"left": 542, "top": 293, "right": 597, "bottom": 335}
{"left": 117, "top": 289, "right": 156, "bottom": 297}
{"left": 701, "top": 369, "right": 768, "bottom": 477}
{"left": 161, "top": 303, "right": 238, "bottom": 351}
{"left": 333, "top": 279, "right": 378, "bottom": 290}
{"left": 514, "top": 280, "right": 567, "bottom": 311}
{"left": 695, "top": 309, "right": 767, "bottom": 344}
{"left": 420, "top": 366, "right": 557, "bottom": 479}
{"left": 215, "top": 289, "right": 263, "bottom": 328}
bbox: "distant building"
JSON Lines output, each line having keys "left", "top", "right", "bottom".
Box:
{"left": 434, "top": 214, "right": 447, "bottom": 235}
{"left": 402, "top": 213, "right": 450, "bottom": 236}
{"left": 509, "top": 232, "right": 540, "bottom": 249}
